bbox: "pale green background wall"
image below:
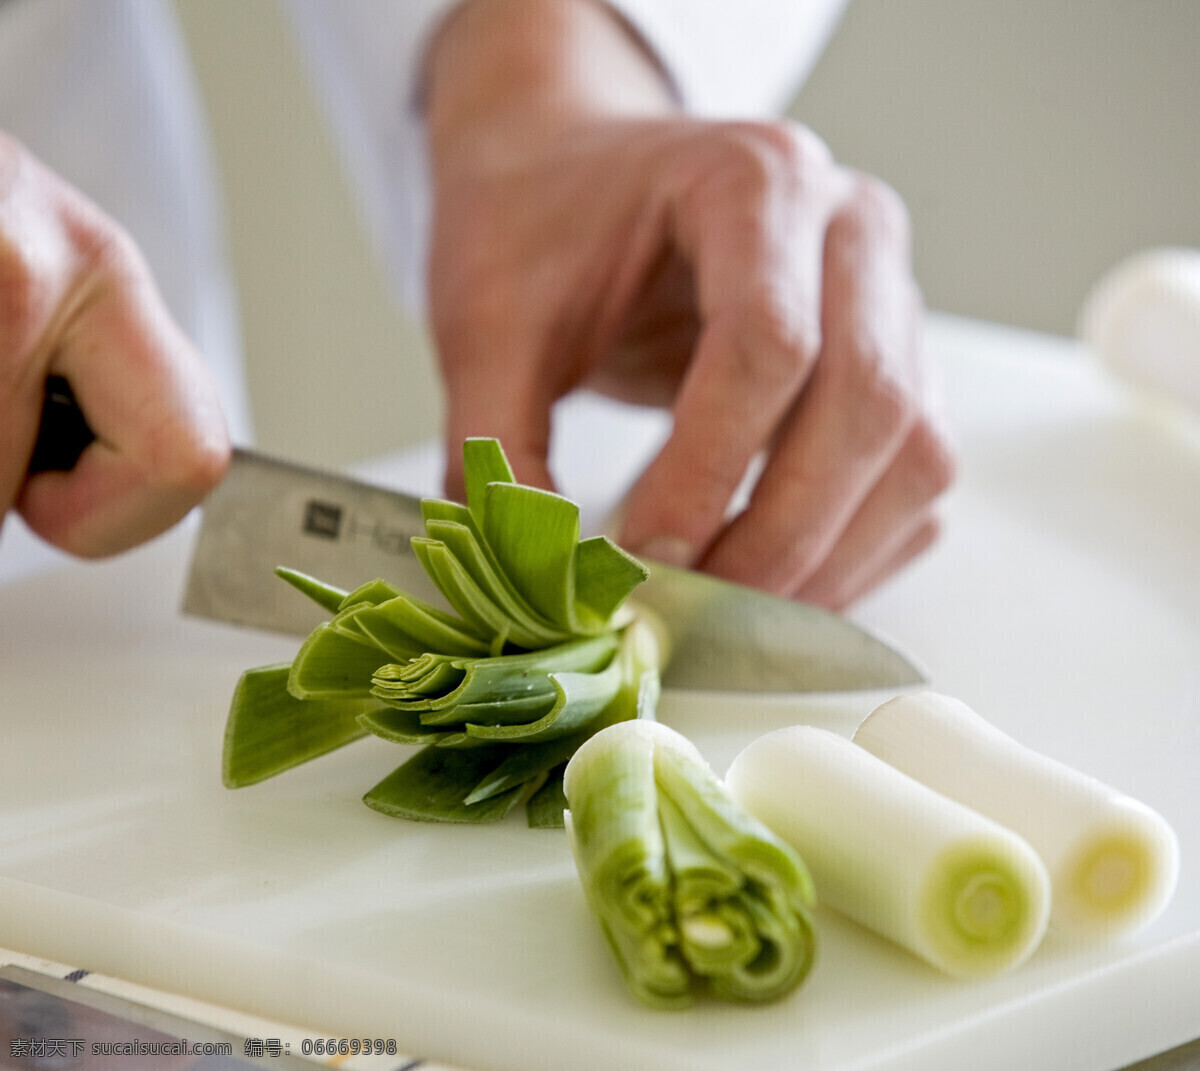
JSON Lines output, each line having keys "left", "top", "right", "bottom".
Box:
{"left": 173, "top": 0, "right": 441, "bottom": 468}
{"left": 173, "top": 1, "right": 1200, "bottom": 466}
{"left": 791, "top": 1, "right": 1200, "bottom": 338}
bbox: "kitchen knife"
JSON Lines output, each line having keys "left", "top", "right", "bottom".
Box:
{"left": 29, "top": 377, "right": 925, "bottom": 692}
{"left": 181, "top": 448, "right": 927, "bottom": 692}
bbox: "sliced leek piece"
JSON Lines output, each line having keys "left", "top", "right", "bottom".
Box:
{"left": 370, "top": 653, "right": 464, "bottom": 701}
{"left": 338, "top": 578, "right": 402, "bottom": 611}
{"left": 726, "top": 725, "right": 1051, "bottom": 979}
{"left": 275, "top": 566, "right": 348, "bottom": 614}
{"left": 424, "top": 517, "right": 570, "bottom": 648}
{"left": 464, "top": 664, "right": 621, "bottom": 743}
{"left": 354, "top": 593, "right": 489, "bottom": 659}
{"left": 564, "top": 720, "right": 816, "bottom": 1007}
{"left": 369, "top": 634, "right": 617, "bottom": 716}
{"left": 462, "top": 436, "right": 515, "bottom": 522}
{"left": 420, "top": 497, "right": 474, "bottom": 527}
{"left": 574, "top": 535, "right": 650, "bottom": 626}
{"left": 452, "top": 694, "right": 559, "bottom": 725}
{"left": 327, "top": 602, "right": 381, "bottom": 647}
{"left": 657, "top": 792, "right": 757, "bottom": 975}
{"left": 853, "top": 692, "right": 1181, "bottom": 940}
{"left": 525, "top": 770, "right": 570, "bottom": 829}
{"left": 287, "top": 622, "right": 388, "bottom": 700}
{"left": 482, "top": 482, "right": 581, "bottom": 632}
{"left": 356, "top": 706, "right": 450, "bottom": 746}
{"left": 223, "top": 664, "right": 376, "bottom": 787}
{"left": 363, "top": 745, "right": 529, "bottom": 823}
{"left": 463, "top": 732, "right": 586, "bottom": 805}
{"left": 606, "top": 614, "right": 664, "bottom": 725}
{"left": 411, "top": 537, "right": 515, "bottom": 646}
{"left": 563, "top": 724, "right": 688, "bottom": 1007}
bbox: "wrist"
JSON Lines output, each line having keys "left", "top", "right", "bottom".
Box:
{"left": 424, "top": 0, "right": 678, "bottom": 168}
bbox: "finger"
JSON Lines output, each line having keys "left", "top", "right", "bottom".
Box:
{"left": 435, "top": 310, "right": 559, "bottom": 501}
{"left": 700, "top": 174, "right": 923, "bottom": 592}
{"left": 584, "top": 249, "right": 698, "bottom": 407}
{"left": 17, "top": 230, "right": 229, "bottom": 556}
{"left": 791, "top": 419, "right": 956, "bottom": 608}
{"left": 618, "top": 123, "right": 845, "bottom": 566}
{"left": 803, "top": 514, "right": 943, "bottom": 612}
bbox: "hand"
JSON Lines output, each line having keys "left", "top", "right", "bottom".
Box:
{"left": 424, "top": 0, "right": 954, "bottom": 609}
{"left": 0, "top": 132, "right": 229, "bottom": 558}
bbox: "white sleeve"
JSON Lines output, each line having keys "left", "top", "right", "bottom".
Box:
{"left": 0, "top": 0, "right": 250, "bottom": 444}
{"left": 278, "top": 0, "right": 459, "bottom": 315}
{"left": 278, "top": 0, "right": 848, "bottom": 316}
{"left": 603, "top": 0, "right": 849, "bottom": 117}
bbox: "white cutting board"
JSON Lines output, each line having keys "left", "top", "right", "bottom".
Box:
{"left": 1, "top": 315, "right": 1198, "bottom": 1071}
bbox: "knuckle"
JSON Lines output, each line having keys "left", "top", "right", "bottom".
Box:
{"left": 156, "top": 432, "right": 231, "bottom": 499}
{"left": 654, "top": 439, "right": 755, "bottom": 531}
{"left": 908, "top": 418, "right": 958, "bottom": 498}
{"left": 842, "top": 334, "right": 918, "bottom": 444}
{"left": 703, "top": 120, "right": 835, "bottom": 200}
{"left": 0, "top": 241, "right": 53, "bottom": 364}
{"left": 177, "top": 433, "right": 232, "bottom": 494}
{"left": 920, "top": 513, "right": 945, "bottom": 548}
{"left": 140, "top": 395, "right": 231, "bottom": 498}
{"left": 0, "top": 200, "right": 58, "bottom": 365}
{"left": 900, "top": 514, "right": 944, "bottom": 573}
{"left": 687, "top": 439, "right": 745, "bottom": 499}
{"left": 431, "top": 269, "right": 520, "bottom": 351}
{"left": 844, "top": 174, "right": 912, "bottom": 247}
{"left": 771, "top": 122, "right": 835, "bottom": 177}
{"left": 733, "top": 293, "right": 820, "bottom": 389}
{"left": 75, "top": 217, "right": 145, "bottom": 287}
{"left": 869, "top": 363, "right": 918, "bottom": 436}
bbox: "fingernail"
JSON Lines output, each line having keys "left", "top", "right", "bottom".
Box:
{"left": 634, "top": 536, "right": 697, "bottom": 568}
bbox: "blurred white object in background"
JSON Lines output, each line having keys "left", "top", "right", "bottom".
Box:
{"left": 1078, "top": 248, "right": 1200, "bottom": 415}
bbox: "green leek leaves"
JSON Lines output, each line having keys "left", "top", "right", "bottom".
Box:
{"left": 222, "top": 438, "right": 654, "bottom": 826}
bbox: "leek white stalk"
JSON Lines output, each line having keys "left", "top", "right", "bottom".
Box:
{"left": 852, "top": 692, "right": 1180, "bottom": 940}
{"left": 725, "top": 725, "right": 1051, "bottom": 979}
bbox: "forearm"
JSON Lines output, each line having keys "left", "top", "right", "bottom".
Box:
{"left": 423, "top": 0, "right": 678, "bottom": 165}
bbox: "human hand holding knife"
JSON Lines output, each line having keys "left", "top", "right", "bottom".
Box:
{"left": 2, "top": 133, "right": 228, "bottom": 560}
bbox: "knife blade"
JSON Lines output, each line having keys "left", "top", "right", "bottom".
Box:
{"left": 182, "top": 448, "right": 926, "bottom": 692}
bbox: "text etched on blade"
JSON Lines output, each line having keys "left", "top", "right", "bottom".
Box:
{"left": 301, "top": 499, "right": 416, "bottom": 556}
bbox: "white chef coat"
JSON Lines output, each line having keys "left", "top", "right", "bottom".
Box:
{"left": 0, "top": 0, "right": 846, "bottom": 583}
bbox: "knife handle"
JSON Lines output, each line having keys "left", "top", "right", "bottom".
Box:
{"left": 28, "top": 376, "right": 96, "bottom": 475}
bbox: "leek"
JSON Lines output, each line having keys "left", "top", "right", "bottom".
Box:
{"left": 222, "top": 438, "right": 656, "bottom": 826}
{"left": 563, "top": 720, "right": 817, "bottom": 1007}
{"left": 726, "top": 726, "right": 1051, "bottom": 979}
{"left": 222, "top": 664, "right": 378, "bottom": 787}
{"left": 852, "top": 692, "right": 1180, "bottom": 940}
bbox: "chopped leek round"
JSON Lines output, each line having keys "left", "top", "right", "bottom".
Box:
{"left": 563, "top": 720, "right": 817, "bottom": 1007}
{"left": 853, "top": 692, "right": 1180, "bottom": 940}
{"left": 726, "top": 725, "right": 1051, "bottom": 979}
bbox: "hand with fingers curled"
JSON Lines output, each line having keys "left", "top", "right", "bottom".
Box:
{"left": 0, "top": 131, "right": 230, "bottom": 559}
{"left": 424, "top": 0, "right": 955, "bottom": 610}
